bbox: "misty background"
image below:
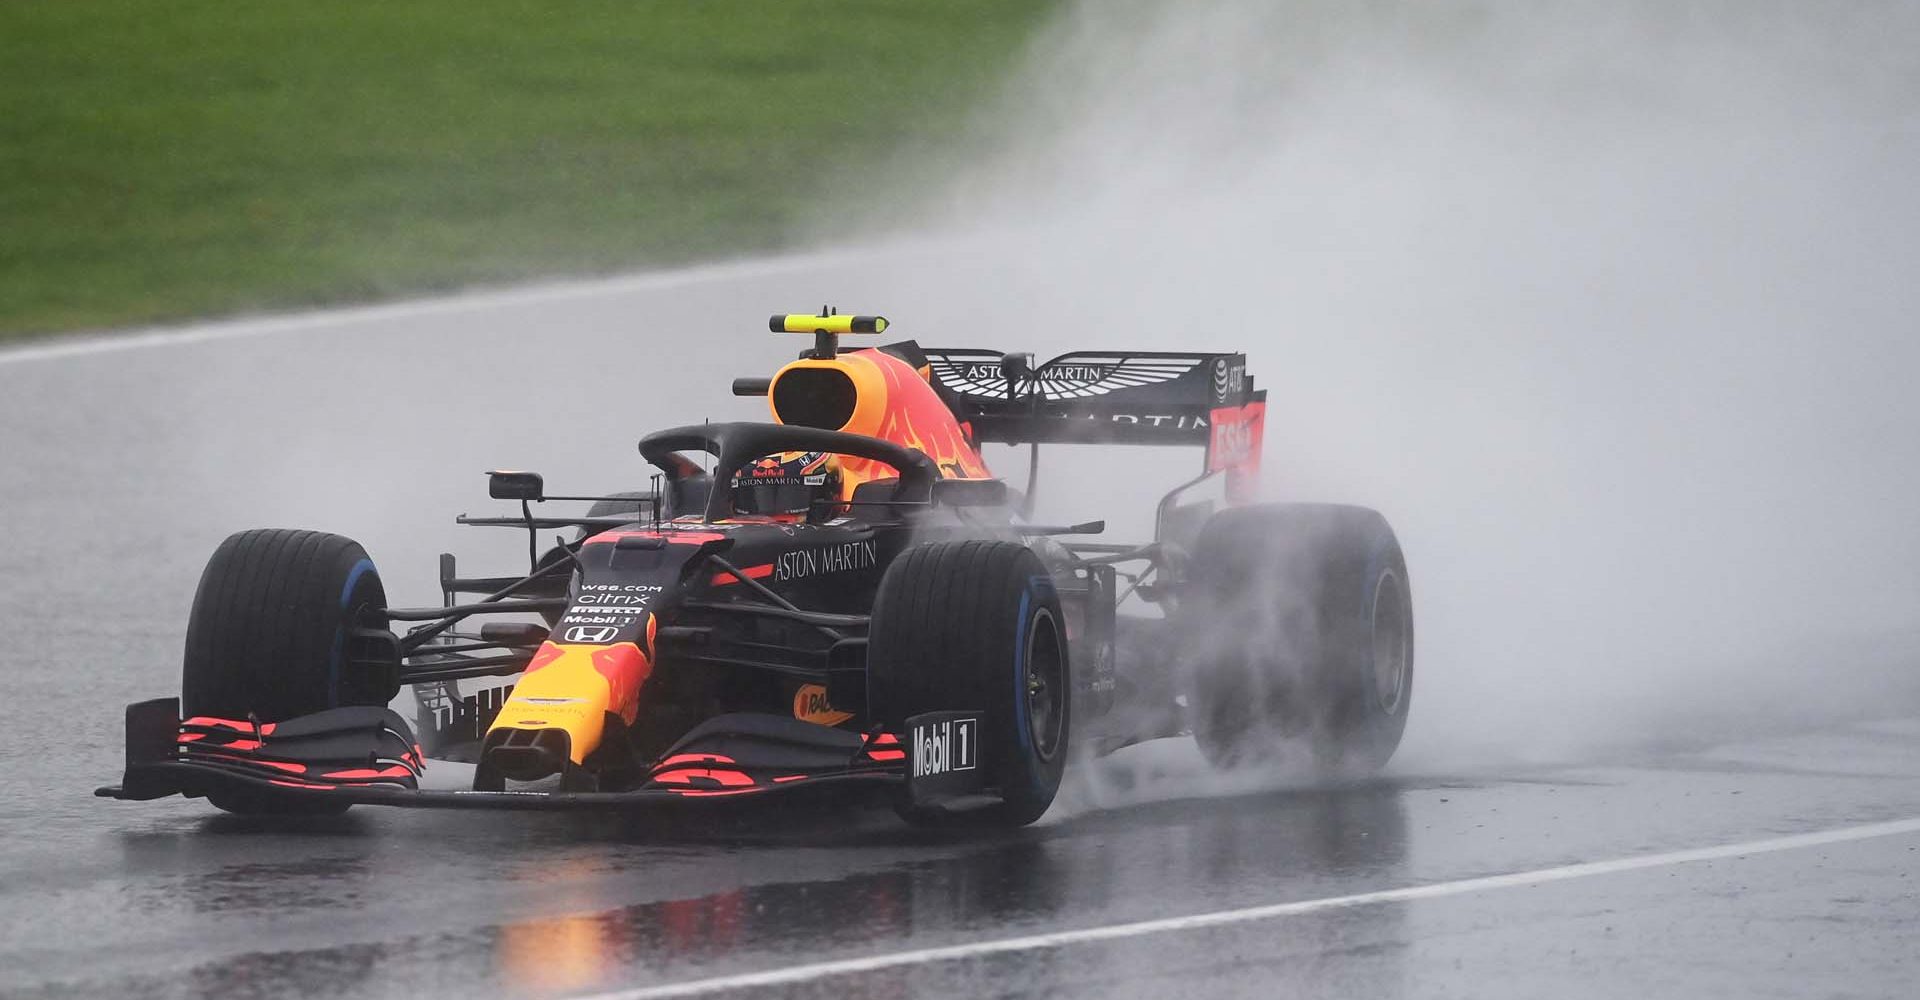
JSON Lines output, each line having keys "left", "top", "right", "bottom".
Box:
{"left": 886, "top": 0, "right": 1920, "bottom": 766}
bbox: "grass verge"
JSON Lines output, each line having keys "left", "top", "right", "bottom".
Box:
{"left": 0, "top": 1, "right": 1054, "bottom": 339}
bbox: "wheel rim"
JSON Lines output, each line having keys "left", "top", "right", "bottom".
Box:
{"left": 1370, "top": 569, "right": 1410, "bottom": 715}
{"left": 1024, "top": 607, "right": 1066, "bottom": 761}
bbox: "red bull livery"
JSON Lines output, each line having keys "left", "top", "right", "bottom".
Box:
{"left": 99, "top": 311, "right": 1414, "bottom": 827}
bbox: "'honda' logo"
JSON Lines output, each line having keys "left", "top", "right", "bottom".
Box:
{"left": 563, "top": 625, "right": 619, "bottom": 643}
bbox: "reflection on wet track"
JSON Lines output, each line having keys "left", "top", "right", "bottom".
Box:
{"left": 9, "top": 724, "right": 1918, "bottom": 999}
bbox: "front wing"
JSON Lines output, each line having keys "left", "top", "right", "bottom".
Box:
{"left": 96, "top": 699, "right": 947, "bottom": 813}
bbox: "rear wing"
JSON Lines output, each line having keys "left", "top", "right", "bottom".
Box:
{"left": 912, "top": 346, "right": 1267, "bottom": 501}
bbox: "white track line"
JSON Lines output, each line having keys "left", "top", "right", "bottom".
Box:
{"left": 0, "top": 245, "right": 886, "bottom": 368}
{"left": 576, "top": 815, "right": 1920, "bottom": 1000}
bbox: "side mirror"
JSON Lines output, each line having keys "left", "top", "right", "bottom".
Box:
{"left": 487, "top": 470, "right": 544, "bottom": 501}
{"left": 931, "top": 478, "right": 1010, "bottom": 508}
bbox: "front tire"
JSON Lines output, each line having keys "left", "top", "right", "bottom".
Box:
{"left": 1181, "top": 503, "right": 1413, "bottom": 774}
{"left": 868, "top": 540, "right": 1070, "bottom": 827}
{"left": 181, "top": 529, "right": 397, "bottom": 814}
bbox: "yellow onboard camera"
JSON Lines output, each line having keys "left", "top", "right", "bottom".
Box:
{"left": 771, "top": 309, "right": 889, "bottom": 359}
{"left": 770, "top": 312, "right": 888, "bottom": 335}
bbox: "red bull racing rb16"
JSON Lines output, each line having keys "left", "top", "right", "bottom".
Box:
{"left": 99, "top": 313, "right": 1414, "bottom": 827}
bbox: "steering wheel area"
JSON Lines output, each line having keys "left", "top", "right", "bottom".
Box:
{"left": 638, "top": 422, "right": 938, "bottom": 522}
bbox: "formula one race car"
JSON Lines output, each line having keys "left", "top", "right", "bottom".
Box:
{"left": 99, "top": 312, "right": 1414, "bottom": 827}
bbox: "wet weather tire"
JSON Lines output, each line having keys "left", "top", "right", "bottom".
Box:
{"left": 182, "top": 529, "right": 395, "bottom": 723}
{"left": 869, "top": 540, "right": 1069, "bottom": 828}
{"left": 1181, "top": 504, "right": 1413, "bottom": 774}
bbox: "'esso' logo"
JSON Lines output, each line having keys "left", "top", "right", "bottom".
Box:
{"left": 1212, "top": 417, "right": 1255, "bottom": 463}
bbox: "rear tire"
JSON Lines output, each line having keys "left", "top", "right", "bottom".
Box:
{"left": 869, "top": 540, "right": 1069, "bottom": 827}
{"left": 182, "top": 529, "right": 396, "bottom": 814}
{"left": 1181, "top": 503, "right": 1413, "bottom": 774}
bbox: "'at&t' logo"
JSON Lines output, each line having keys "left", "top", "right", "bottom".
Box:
{"left": 1211, "top": 357, "right": 1247, "bottom": 402}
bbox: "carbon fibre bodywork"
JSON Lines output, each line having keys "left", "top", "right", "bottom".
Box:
{"left": 100, "top": 324, "right": 1271, "bottom": 816}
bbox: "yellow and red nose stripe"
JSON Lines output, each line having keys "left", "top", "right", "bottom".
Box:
{"left": 486, "top": 639, "right": 652, "bottom": 765}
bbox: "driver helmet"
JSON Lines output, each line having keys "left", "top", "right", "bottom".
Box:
{"left": 732, "top": 450, "right": 843, "bottom": 518}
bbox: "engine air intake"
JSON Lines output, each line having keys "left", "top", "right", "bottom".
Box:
{"left": 771, "top": 366, "right": 859, "bottom": 430}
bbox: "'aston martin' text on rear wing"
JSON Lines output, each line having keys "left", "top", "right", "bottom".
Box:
{"left": 917, "top": 347, "right": 1267, "bottom": 501}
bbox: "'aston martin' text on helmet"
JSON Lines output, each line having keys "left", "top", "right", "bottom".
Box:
{"left": 732, "top": 451, "right": 843, "bottom": 518}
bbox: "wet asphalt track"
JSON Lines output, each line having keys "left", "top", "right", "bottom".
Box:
{"left": 3, "top": 249, "right": 1917, "bottom": 998}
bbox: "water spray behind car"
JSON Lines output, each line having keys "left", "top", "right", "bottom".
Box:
{"left": 928, "top": 0, "right": 1920, "bottom": 778}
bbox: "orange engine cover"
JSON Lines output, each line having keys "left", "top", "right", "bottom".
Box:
{"left": 766, "top": 348, "right": 992, "bottom": 493}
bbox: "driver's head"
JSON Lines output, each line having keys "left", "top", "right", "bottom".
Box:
{"left": 732, "top": 450, "right": 843, "bottom": 519}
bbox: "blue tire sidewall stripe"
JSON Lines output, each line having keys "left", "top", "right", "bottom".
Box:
{"left": 328, "top": 558, "right": 376, "bottom": 709}
{"left": 1012, "top": 587, "right": 1034, "bottom": 757}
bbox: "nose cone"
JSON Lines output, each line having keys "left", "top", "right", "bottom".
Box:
{"left": 481, "top": 639, "right": 654, "bottom": 783}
